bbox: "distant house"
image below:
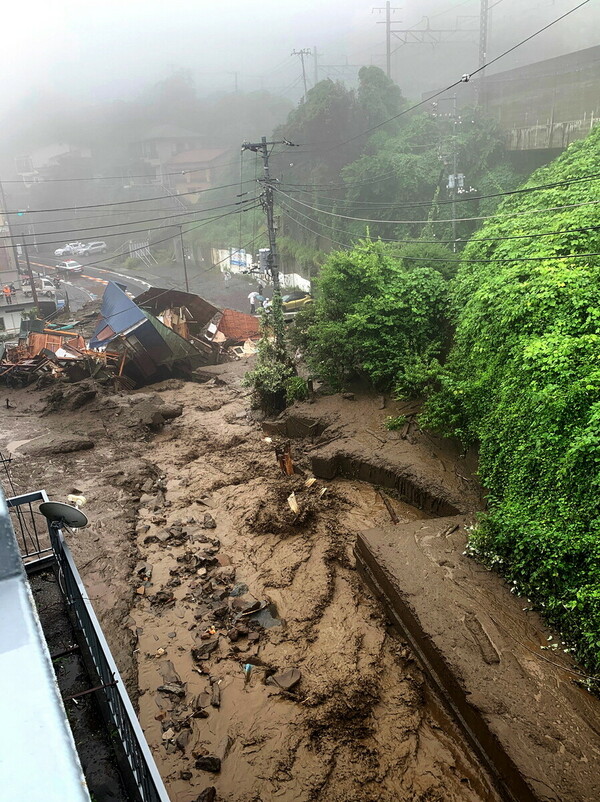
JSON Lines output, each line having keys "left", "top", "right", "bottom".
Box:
{"left": 14, "top": 143, "right": 93, "bottom": 186}
{"left": 128, "top": 125, "right": 203, "bottom": 183}
{"left": 165, "top": 148, "right": 231, "bottom": 194}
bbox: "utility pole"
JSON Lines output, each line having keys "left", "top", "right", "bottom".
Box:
{"left": 291, "top": 49, "right": 311, "bottom": 100}
{"left": 373, "top": 2, "right": 402, "bottom": 79}
{"left": 178, "top": 225, "right": 190, "bottom": 293}
{"left": 241, "top": 136, "right": 297, "bottom": 349}
{"left": 478, "top": 0, "right": 489, "bottom": 105}
{"left": 21, "top": 234, "right": 38, "bottom": 306}
{"left": 0, "top": 179, "right": 19, "bottom": 282}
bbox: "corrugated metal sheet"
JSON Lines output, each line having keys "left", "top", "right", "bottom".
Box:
{"left": 89, "top": 282, "right": 145, "bottom": 349}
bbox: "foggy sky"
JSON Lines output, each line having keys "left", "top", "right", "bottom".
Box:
{"left": 1, "top": 0, "right": 598, "bottom": 115}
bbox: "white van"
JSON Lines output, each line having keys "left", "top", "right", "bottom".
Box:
{"left": 24, "top": 277, "right": 56, "bottom": 297}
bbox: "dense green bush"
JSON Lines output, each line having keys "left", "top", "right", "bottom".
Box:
{"left": 299, "top": 239, "right": 450, "bottom": 395}
{"left": 424, "top": 126, "right": 600, "bottom": 674}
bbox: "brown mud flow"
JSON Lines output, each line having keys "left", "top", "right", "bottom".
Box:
{"left": 2, "top": 377, "right": 598, "bottom": 801}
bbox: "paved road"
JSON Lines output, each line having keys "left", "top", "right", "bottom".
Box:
{"left": 24, "top": 256, "right": 152, "bottom": 313}
{"left": 25, "top": 252, "right": 259, "bottom": 314}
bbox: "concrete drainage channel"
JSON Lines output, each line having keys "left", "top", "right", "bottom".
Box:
{"left": 264, "top": 412, "right": 596, "bottom": 802}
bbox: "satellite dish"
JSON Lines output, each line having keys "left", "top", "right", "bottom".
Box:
{"left": 39, "top": 502, "right": 89, "bottom": 529}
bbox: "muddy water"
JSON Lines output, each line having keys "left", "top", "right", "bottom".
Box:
{"left": 128, "top": 381, "right": 501, "bottom": 802}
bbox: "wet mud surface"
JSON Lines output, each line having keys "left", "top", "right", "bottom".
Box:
{"left": 1, "top": 376, "right": 593, "bottom": 801}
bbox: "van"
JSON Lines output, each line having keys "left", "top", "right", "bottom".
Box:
{"left": 23, "top": 277, "right": 56, "bottom": 297}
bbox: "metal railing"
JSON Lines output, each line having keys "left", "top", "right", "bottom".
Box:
{"left": 6, "top": 489, "right": 53, "bottom": 569}
{"left": 8, "top": 490, "right": 170, "bottom": 802}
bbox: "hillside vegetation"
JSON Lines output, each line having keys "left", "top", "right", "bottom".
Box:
{"left": 424, "top": 126, "right": 600, "bottom": 675}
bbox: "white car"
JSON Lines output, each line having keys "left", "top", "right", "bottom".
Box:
{"left": 79, "top": 241, "right": 107, "bottom": 256}
{"left": 56, "top": 260, "right": 83, "bottom": 275}
{"left": 54, "top": 242, "right": 86, "bottom": 257}
{"left": 24, "top": 277, "right": 56, "bottom": 298}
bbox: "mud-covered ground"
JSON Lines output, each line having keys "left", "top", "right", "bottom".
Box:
{"left": 1, "top": 374, "right": 500, "bottom": 802}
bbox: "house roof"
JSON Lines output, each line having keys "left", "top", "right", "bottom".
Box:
{"left": 134, "top": 287, "right": 220, "bottom": 330}
{"left": 217, "top": 309, "right": 260, "bottom": 342}
{"left": 137, "top": 125, "right": 201, "bottom": 142}
{"left": 167, "top": 148, "right": 229, "bottom": 166}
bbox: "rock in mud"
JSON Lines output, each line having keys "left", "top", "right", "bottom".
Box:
{"left": 192, "top": 641, "right": 219, "bottom": 661}
{"left": 157, "top": 682, "right": 186, "bottom": 697}
{"left": 268, "top": 668, "right": 301, "bottom": 692}
{"left": 202, "top": 512, "right": 217, "bottom": 529}
{"left": 229, "top": 582, "right": 248, "bottom": 597}
{"left": 160, "top": 402, "right": 183, "bottom": 420}
{"left": 210, "top": 679, "right": 221, "bottom": 708}
{"left": 195, "top": 755, "right": 221, "bottom": 773}
{"left": 22, "top": 434, "right": 95, "bottom": 456}
{"left": 195, "top": 787, "right": 217, "bottom": 802}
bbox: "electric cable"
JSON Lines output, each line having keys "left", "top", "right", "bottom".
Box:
{"left": 279, "top": 171, "right": 600, "bottom": 210}
{"left": 278, "top": 196, "right": 600, "bottom": 247}
{"left": 2, "top": 203, "right": 259, "bottom": 253}
{"left": 278, "top": 207, "right": 600, "bottom": 265}
{"left": 276, "top": 187, "right": 600, "bottom": 226}
{"left": 2, "top": 178, "right": 256, "bottom": 215}
{"left": 0, "top": 197, "right": 257, "bottom": 242}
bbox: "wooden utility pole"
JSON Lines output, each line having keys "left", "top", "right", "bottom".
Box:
{"left": 21, "top": 235, "right": 38, "bottom": 306}
{"left": 291, "top": 49, "right": 311, "bottom": 100}
{"left": 178, "top": 225, "right": 190, "bottom": 293}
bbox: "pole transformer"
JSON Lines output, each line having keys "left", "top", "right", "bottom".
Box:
{"left": 241, "top": 137, "right": 297, "bottom": 347}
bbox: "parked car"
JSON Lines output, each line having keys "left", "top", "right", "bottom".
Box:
{"left": 282, "top": 291, "right": 313, "bottom": 312}
{"left": 56, "top": 260, "right": 83, "bottom": 275}
{"left": 54, "top": 242, "right": 86, "bottom": 257}
{"left": 78, "top": 240, "right": 108, "bottom": 256}
{"left": 23, "top": 277, "right": 56, "bottom": 298}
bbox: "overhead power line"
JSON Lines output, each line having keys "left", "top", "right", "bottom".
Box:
{"left": 280, "top": 171, "right": 600, "bottom": 211}
{"left": 0, "top": 198, "right": 257, "bottom": 242}
{"left": 279, "top": 196, "right": 600, "bottom": 247}
{"left": 0, "top": 157, "right": 243, "bottom": 184}
{"left": 279, "top": 206, "right": 600, "bottom": 265}
{"left": 2, "top": 178, "right": 255, "bottom": 216}
{"left": 276, "top": 187, "right": 600, "bottom": 226}
{"left": 0, "top": 203, "right": 259, "bottom": 252}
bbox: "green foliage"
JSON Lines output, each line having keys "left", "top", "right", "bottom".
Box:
{"left": 302, "top": 239, "right": 449, "bottom": 395}
{"left": 385, "top": 415, "right": 407, "bottom": 430}
{"left": 285, "top": 375, "right": 309, "bottom": 405}
{"left": 424, "top": 126, "right": 600, "bottom": 673}
{"left": 244, "top": 294, "right": 293, "bottom": 415}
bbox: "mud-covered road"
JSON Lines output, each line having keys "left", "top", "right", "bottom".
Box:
{"left": 2, "top": 373, "right": 500, "bottom": 802}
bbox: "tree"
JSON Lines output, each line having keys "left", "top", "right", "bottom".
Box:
{"left": 300, "top": 239, "right": 449, "bottom": 395}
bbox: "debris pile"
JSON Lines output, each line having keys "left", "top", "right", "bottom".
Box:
{"left": 0, "top": 282, "right": 261, "bottom": 391}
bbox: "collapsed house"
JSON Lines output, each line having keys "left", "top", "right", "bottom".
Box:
{"left": 0, "top": 282, "right": 261, "bottom": 389}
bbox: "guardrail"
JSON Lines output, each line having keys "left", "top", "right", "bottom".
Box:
{"left": 7, "top": 490, "right": 170, "bottom": 802}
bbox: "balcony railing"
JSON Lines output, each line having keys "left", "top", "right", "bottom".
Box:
{"left": 7, "top": 490, "right": 170, "bottom": 802}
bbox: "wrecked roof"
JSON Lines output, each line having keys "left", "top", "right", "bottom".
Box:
{"left": 134, "top": 287, "right": 220, "bottom": 330}
{"left": 89, "top": 282, "right": 145, "bottom": 348}
{"left": 217, "top": 309, "right": 260, "bottom": 342}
